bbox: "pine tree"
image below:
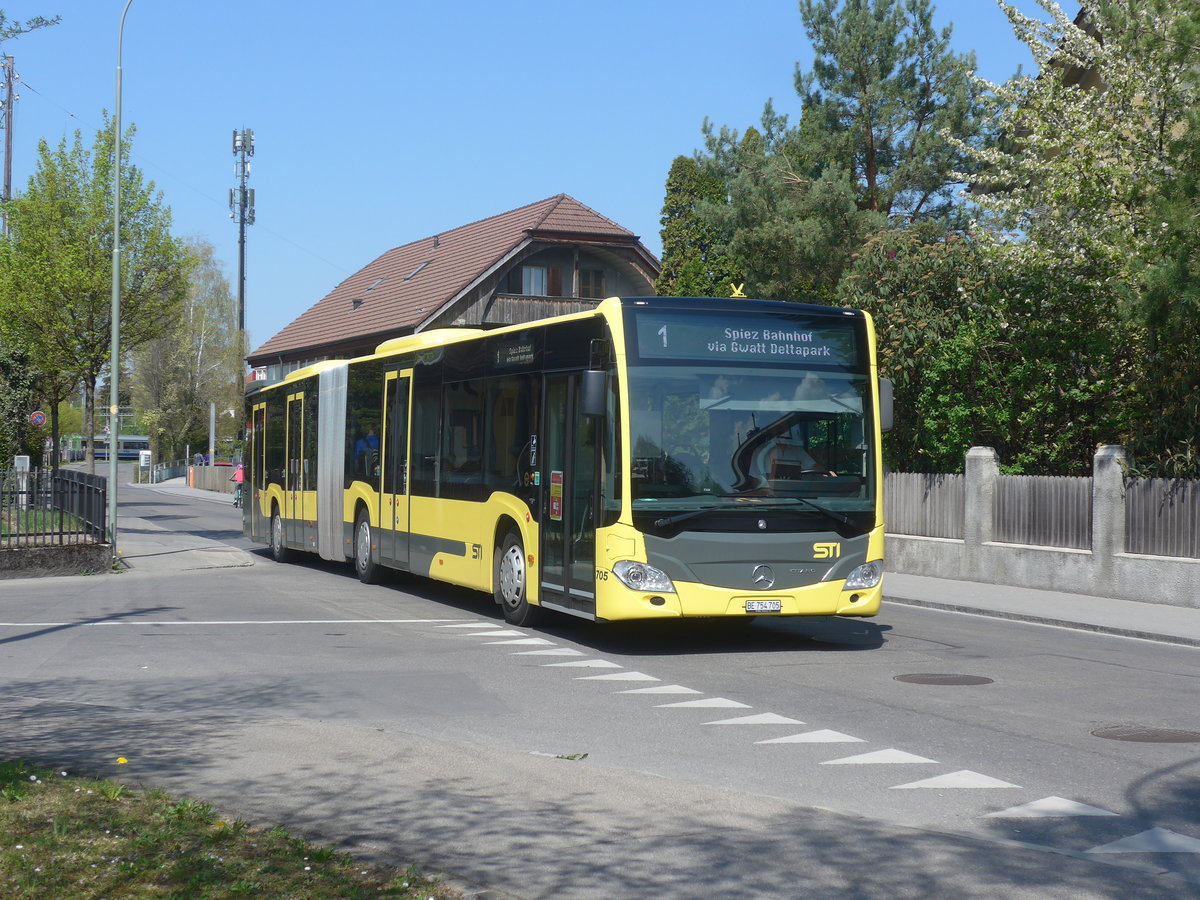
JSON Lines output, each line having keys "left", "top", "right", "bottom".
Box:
{"left": 655, "top": 156, "right": 737, "bottom": 297}
{"left": 694, "top": 0, "right": 988, "bottom": 302}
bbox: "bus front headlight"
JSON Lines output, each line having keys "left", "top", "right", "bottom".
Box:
{"left": 613, "top": 560, "right": 676, "bottom": 593}
{"left": 844, "top": 561, "right": 883, "bottom": 590}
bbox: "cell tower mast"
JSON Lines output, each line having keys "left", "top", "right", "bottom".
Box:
{"left": 230, "top": 128, "right": 255, "bottom": 336}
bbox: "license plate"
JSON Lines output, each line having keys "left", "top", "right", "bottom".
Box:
{"left": 745, "top": 599, "right": 782, "bottom": 613}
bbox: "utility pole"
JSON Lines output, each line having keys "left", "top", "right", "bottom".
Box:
{"left": 1, "top": 56, "right": 15, "bottom": 237}
{"left": 229, "top": 128, "right": 255, "bottom": 336}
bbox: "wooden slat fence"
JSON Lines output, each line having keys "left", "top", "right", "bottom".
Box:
{"left": 1125, "top": 478, "right": 1200, "bottom": 559}
{"left": 884, "top": 472, "right": 963, "bottom": 539}
{"left": 995, "top": 474, "right": 1092, "bottom": 550}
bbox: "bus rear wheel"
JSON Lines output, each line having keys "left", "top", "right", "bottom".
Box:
{"left": 355, "top": 511, "right": 381, "bottom": 584}
{"left": 270, "top": 508, "right": 291, "bottom": 564}
{"left": 495, "top": 530, "right": 542, "bottom": 627}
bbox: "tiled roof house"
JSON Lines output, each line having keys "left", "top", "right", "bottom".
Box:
{"left": 247, "top": 194, "right": 660, "bottom": 384}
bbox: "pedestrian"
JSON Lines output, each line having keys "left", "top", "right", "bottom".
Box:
{"left": 231, "top": 463, "right": 245, "bottom": 507}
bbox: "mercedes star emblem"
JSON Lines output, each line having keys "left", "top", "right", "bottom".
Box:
{"left": 752, "top": 564, "right": 775, "bottom": 590}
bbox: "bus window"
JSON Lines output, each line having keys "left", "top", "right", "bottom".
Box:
{"left": 346, "top": 359, "right": 383, "bottom": 490}
{"left": 442, "top": 380, "right": 484, "bottom": 501}
{"left": 410, "top": 383, "right": 441, "bottom": 497}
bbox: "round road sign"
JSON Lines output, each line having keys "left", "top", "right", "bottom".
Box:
{"left": 30, "top": 410, "right": 46, "bottom": 427}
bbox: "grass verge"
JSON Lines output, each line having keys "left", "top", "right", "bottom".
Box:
{"left": 0, "top": 760, "right": 461, "bottom": 899}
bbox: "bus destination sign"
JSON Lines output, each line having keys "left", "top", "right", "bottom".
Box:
{"left": 635, "top": 313, "right": 858, "bottom": 366}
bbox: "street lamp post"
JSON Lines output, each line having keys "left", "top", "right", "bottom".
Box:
{"left": 108, "top": 0, "right": 134, "bottom": 560}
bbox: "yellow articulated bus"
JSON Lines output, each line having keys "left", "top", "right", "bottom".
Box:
{"left": 243, "top": 296, "right": 892, "bottom": 626}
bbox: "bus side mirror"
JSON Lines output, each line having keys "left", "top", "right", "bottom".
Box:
{"left": 879, "top": 377, "right": 894, "bottom": 432}
{"left": 581, "top": 369, "right": 607, "bottom": 418}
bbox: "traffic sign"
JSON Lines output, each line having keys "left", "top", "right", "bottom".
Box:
{"left": 29, "top": 411, "right": 46, "bottom": 427}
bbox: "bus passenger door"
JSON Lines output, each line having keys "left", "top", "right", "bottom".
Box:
{"left": 286, "top": 393, "right": 304, "bottom": 546}
{"left": 540, "top": 372, "right": 597, "bottom": 617}
{"left": 380, "top": 370, "right": 412, "bottom": 570}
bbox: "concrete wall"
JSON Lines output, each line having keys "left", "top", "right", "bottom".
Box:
{"left": 887, "top": 446, "right": 1200, "bottom": 608}
{"left": 0, "top": 543, "right": 112, "bottom": 578}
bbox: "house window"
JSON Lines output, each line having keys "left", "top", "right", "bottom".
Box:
{"left": 507, "top": 265, "right": 562, "bottom": 297}
{"left": 580, "top": 269, "right": 606, "bottom": 299}
{"left": 522, "top": 266, "right": 547, "bottom": 296}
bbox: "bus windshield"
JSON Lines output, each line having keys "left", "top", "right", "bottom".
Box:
{"left": 626, "top": 364, "right": 876, "bottom": 532}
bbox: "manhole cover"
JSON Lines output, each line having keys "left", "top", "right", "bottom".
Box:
{"left": 1091, "top": 726, "right": 1200, "bottom": 744}
{"left": 894, "top": 673, "right": 994, "bottom": 686}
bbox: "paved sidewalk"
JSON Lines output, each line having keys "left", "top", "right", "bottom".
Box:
{"left": 116, "top": 478, "right": 1200, "bottom": 648}
{"left": 114, "top": 479, "right": 256, "bottom": 575}
{"left": 885, "top": 572, "right": 1200, "bottom": 648}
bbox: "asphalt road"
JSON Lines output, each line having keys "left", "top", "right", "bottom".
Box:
{"left": 1, "top": 482, "right": 1197, "bottom": 899}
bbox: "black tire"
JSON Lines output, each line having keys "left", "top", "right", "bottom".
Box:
{"left": 270, "top": 508, "right": 291, "bottom": 563}
{"left": 494, "top": 529, "right": 542, "bottom": 627}
{"left": 354, "top": 511, "right": 382, "bottom": 584}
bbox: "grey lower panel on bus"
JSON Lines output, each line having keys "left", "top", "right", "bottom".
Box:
{"left": 337, "top": 521, "right": 469, "bottom": 577}
{"left": 644, "top": 531, "right": 870, "bottom": 591}
{"left": 317, "top": 364, "right": 349, "bottom": 562}
{"left": 409, "top": 533, "right": 469, "bottom": 575}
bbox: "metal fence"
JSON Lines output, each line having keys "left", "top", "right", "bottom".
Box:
{"left": 995, "top": 474, "right": 1092, "bottom": 550}
{"left": 0, "top": 468, "right": 107, "bottom": 548}
{"left": 1126, "top": 478, "right": 1200, "bottom": 559}
{"left": 151, "top": 459, "right": 189, "bottom": 483}
{"left": 884, "top": 472, "right": 964, "bottom": 539}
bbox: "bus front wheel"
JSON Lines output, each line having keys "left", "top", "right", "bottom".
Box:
{"left": 495, "top": 530, "right": 542, "bottom": 627}
{"left": 271, "top": 508, "right": 291, "bottom": 564}
{"left": 355, "top": 511, "right": 381, "bottom": 584}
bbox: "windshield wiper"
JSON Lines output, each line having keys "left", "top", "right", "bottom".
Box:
{"left": 792, "top": 496, "right": 856, "bottom": 528}
{"left": 653, "top": 506, "right": 728, "bottom": 529}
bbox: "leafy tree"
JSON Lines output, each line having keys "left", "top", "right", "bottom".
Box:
{"left": 655, "top": 156, "right": 737, "bottom": 297}
{"left": 0, "top": 116, "right": 191, "bottom": 472}
{"left": 841, "top": 226, "right": 1130, "bottom": 474}
{"left": 0, "top": 10, "right": 59, "bottom": 44}
{"left": 132, "top": 237, "right": 244, "bottom": 463}
{"left": 951, "top": 0, "right": 1200, "bottom": 475}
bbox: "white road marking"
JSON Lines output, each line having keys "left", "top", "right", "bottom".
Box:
{"left": 485, "top": 638, "right": 555, "bottom": 645}
{"left": 1087, "top": 828, "right": 1200, "bottom": 854}
{"left": 704, "top": 713, "right": 805, "bottom": 726}
{"left": 437, "top": 623, "right": 505, "bottom": 629}
{"left": 823, "top": 749, "right": 937, "bottom": 765}
{"left": 617, "top": 685, "right": 702, "bottom": 695}
{"left": 891, "top": 770, "right": 1020, "bottom": 789}
{"left": 464, "top": 629, "right": 527, "bottom": 637}
{"left": 988, "top": 796, "right": 1118, "bottom": 818}
{"left": 655, "top": 698, "right": 752, "bottom": 709}
{"left": 512, "top": 649, "right": 586, "bottom": 656}
{"left": 756, "top": 730, "right": 865, "bottom": 744}
{"left": 0, "top": 619, "right": 461, "bottom": 627}
{"left": 576, "top": 671, "right": 660, "bottom": 681}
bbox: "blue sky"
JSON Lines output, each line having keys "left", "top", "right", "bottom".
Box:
{"left": 2, "top": 0, "right": 1077, "bottom": 352}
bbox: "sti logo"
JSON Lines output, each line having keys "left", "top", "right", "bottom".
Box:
{"left": 813, "top": 542, "right": 842, "bottom": 559}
